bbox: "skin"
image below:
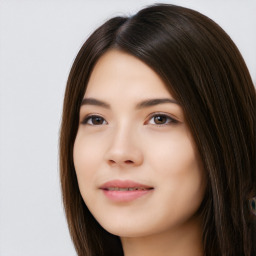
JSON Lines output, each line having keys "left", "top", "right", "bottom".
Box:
{"left": 73, "top": 49, "right": 206, "bottom": 256}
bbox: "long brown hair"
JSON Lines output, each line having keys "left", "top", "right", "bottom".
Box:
{"left": 60, "top": 4, "right": 256, "bottom": 256}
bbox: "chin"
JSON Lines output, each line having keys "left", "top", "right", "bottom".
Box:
{"left": 107, "top": 228, "right": 150, "bottom": 238}
{"left": 97, "top": 218, "right": 150, "bottom": 237}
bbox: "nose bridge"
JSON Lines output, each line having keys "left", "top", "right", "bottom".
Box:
{"left": 105, "top": 120, "right": 143, "bottom": 166}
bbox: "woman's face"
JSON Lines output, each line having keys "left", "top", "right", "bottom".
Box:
{"left": 73, "top": 49, "right": 205, "bottom": 238}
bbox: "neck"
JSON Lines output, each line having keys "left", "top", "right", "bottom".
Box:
{"left": 121, "top": 216, "right": 203, "bottom": 256}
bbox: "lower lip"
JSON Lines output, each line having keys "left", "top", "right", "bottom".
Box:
{"left": 101, "top": 189, "right": 153, "bottom": 202}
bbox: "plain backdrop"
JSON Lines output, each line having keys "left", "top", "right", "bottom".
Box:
{"left": 0, "top": 0, "right": 255, "bottom": 255}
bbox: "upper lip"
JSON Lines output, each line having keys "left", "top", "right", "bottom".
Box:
{"left": 99, "top": 179, "right": 153, "bottom": 190}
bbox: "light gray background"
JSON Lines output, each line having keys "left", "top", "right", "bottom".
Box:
{"left": 0, "top": 0, "right": 255, "bottom": 255}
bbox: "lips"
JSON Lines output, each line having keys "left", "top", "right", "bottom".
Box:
{"left": 107, "top": 187, "right": 149, "bottom": 191}
{"left": 100, "top": 179, "right": 153, "bottom": 190}
{"left": 99, "top": 180, "right": 154, "bottom": 202}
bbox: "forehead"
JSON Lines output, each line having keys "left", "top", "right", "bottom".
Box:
{"left": 85, "top": 49, "right": 172, "bottom": 99}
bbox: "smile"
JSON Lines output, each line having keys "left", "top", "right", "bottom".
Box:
{"left": 99, "top": 180, "right": 154, "bottom": 202}
{"left": 105, "top": 187, "right": 151, "bottom": 191}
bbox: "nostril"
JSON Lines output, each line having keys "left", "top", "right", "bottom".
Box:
{"left": 108, "top": 159, "right": 134, "bottom": 165}
{"left": 125, "top": 160, "right": 134, "bottom": 164}
{"left": 109, "top": 160, "right": 116, "bottom": 164}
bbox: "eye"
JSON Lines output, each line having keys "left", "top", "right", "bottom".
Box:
{"left": 81, "top": 115, "right": 107, "bottom": 125}
{"left": 147, "top": 113, "right": 178, "bottom": 125}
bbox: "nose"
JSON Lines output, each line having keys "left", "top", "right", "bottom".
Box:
{"left": 104, "top": 126, "right": 143, "bottom": 167}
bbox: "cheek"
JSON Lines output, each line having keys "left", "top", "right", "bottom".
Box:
{"left": 162, "top": 139, "right": 204, "bottom": 193}
{"left": 147, "top": 127, "right": 202, "bottom": 177}
{"left": 73, "top": 133, "right": 102, "bottom": 200}
{"left": 73, "top": 130, "right": 105, "bottom": 172}
{"left": 73, "top": 137, "right": 91, "bottom": 176}
{"left": 146, "top": 131, "right": 205, "bottom": 213}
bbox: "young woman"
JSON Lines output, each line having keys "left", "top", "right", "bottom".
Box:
{"left": 59, "top": 4, "right": 256, "bottom": 256}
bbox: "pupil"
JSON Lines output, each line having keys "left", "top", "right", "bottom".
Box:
{"left": 154, "top": 115, "right": 166, "bottom": 124}
{"left": 92, "top": 117, "right": 103, "bottom": 125}
{"left": 252, "top": 199, "right": 256, "bottom": 210}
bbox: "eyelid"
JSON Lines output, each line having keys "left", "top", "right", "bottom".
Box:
{"left": 80, "top": 112, "right": 179, "bottom": 125}
{"left": 81, "top": 114, "right": 108, "bottom": 125}
{"left": 145, "top": 112, "right": 179, "bottom": 125}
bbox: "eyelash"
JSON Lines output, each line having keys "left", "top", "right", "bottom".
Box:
{"left": 81, "top": 115, "right": 107, "bottom": 125}
{"left": 81, "top": 113, "right": 179, "bottom": 126}
{"left": 146, "top": 113, "right": 179, "bottom": 126}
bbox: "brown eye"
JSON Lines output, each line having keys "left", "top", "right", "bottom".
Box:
{"left": 154, "top": 115, "right": 167, "bottom": 124}
{"left": 82, "top": 115, "right": 107, "bottom": 125}
{"left": 147, "top": 114, "right": 178, "bottom": 125}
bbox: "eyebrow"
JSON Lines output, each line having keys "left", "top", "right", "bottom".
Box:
{"left": 136, "top": 98, "right": 180, "bottom": 109}
{"left": 81, "top": 98, "right": 110, "bottom": 108}
{"left": 80, "top": 97, "right": 180, "bottom": 109}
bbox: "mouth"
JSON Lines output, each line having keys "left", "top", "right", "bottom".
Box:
{"left": 104, "top": 187, "right": 152, "bottom": 191}
{"left": 99, "top": 180, "right": 154, "bottom": 202}
{"left": 100, "top": 179, "right": 153, "bottom": 191}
